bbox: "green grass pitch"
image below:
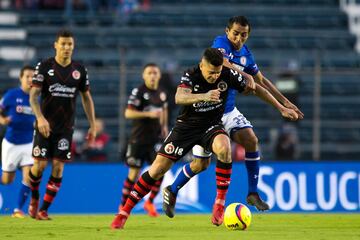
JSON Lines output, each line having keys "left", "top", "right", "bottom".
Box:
{"left": 1, "top": 214, "right": 360, "bottom": 240}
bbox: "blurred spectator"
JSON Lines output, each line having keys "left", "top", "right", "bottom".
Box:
{"left": 39, "top": 0, "right": 64, "bottom": 9}
{"left": 65, "top": 0, "right": 94, "bottom": 16}
{"left": 82, "top": 118, "right": 110, "bottom": 162}
{"left": 275, "top": 123, "right": 299, "bottom": 160}
{"left": 70, "top": 128, "right": 85, "bottom": 161}
{"left": 14, "top": 0, "right": 39, "bottom": 9}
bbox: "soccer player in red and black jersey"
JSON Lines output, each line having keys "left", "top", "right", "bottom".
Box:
{"left": 118, "top": 63, "right": 168, "bottom": 217}
{"left": 28, "top": 29, "right": 96, "bottom": 220}
{"left": 110, "top": 48, "right": 298, "bottom": 229}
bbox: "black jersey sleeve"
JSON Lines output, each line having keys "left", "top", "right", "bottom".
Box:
{"left": 178, "top": 71, "right": 193, "bottom": 89}
{"left": 127, "top": 87, "right": 143, "bottom": 110}
{"left": 79, "top": 66, "right": 90, "bottom": 92}
{"left": 227, "top": 68, "right": 247, "bottom": 93}
{"left": 32, "top": 61, "right": 46, "bottom": 88}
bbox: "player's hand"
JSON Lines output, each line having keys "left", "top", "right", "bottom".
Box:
{"left": 37, "top": 116, "right": 51, "bottom": 138}
{"left": 242, "top": 73, "right": 256, "bottom": 95}
{"left": 147, "top": 110, "right": 162, "bottom": 119}
{"left": 0, "top": 116, "right": 11, "bottom": 125}
{"left": 283, "top": 101, "right": 304, "bottom": 120}
{"left": 86, "top": 126, "right": 97, "bottom": 143}
{"left": 280, "top": 107, "right": 299, "bottom": 121}
{"left": 203, "top": 89, "right": 221, "bottom": 102}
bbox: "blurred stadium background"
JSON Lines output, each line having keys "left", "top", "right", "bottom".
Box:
{"left": 1, "top": 0, "right": 360, "bottom": 221}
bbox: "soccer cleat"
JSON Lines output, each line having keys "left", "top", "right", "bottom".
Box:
{"left": 246, "top": 192, "right": 270, "bottom": 211}
{"left": 110, "top": 213, "right": 128, "bottom": 229}
{"left": 162, "top": 186, "right": 176, "bottom": 218}
{"left": 211, "top": 203, "right": 225, "bottom": 226}
{"left": 28, "top": 198, "right": 39, "bottom": 218}
{"left": 36, "top": 210, "right": 51, "bottom": 220}
{"left": 144, "top": 200, "right": 159, "bottom": 217}
{"left": 12, "top": 209, "right": 25, "bottom": 219}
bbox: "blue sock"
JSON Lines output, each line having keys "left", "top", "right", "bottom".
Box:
{"left": 245, "top": 151, "right": 260, "bottom": 194}
{"left": 170, "top": 163, "right": 196, "bottom": 195}
{"left": 17, "top": 182, "right": 31, "bottom": 210}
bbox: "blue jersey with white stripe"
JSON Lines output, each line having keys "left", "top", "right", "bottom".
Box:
{"left": 212, "top": 35, "right": 259, "bottom": 113}
{"left": 0, "top": 87, "right": 35, "bottom": 144}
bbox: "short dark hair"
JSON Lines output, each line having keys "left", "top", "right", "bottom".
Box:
{"left": 227, "top": 16, "right": 251, "bottom": 33}
{"left": 55, "top": 29, "right": 74, "bottom": 41}
{"left": 143, "top": 63, "right": 160, "bottom": 71}
{"left": 20, "top": 65, "right": 34, "bottom": 78}
{"left": 203, "top": 48, "right": 224, "bottom": 67}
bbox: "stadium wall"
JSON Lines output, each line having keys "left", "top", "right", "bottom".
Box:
{"left": 1, "top": 162, "right": 359, "bottom": 214}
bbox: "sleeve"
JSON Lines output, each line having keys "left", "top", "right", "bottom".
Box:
{"left": 228, "top": 69, "right": 247, "bottom": 93}
{"left": 243, "top": 48, "right": 259, "bottom": 76}
{"left": 178, "top": 71, "right": 193, "bottom": 89}
{"left": 32, "top": 61, "right": 46, "bottom": 88}
{"left": 127, "top": 88, "right": 143, "bottom": 110}
{"left": 79, "top": 66, "right": 90, "bottom": 92}
{"left": 212, "top": 36, "right": 232, "bottom": 59}
{"left": 0, "top": 91, "right": 11, "bottom": 111}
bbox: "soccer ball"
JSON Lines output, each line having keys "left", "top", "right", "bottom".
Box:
{"left": 223, "top": 203, "right": 252, "bottom": 230}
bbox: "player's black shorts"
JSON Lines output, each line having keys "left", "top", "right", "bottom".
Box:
{"left": 125, "top": 142, "right": 160, "bottom": 168}
{"left": 32, "top": 129, "right": 73, "bottom": 162}
{"left": 158, "top": 122, "right": 227, "bottom": 162}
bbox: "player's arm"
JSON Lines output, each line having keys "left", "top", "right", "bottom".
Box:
{"left": 124, "top": 108, "right": 161, "bottom": 119}
{"left": 30, "top": 86, "right": 50, "bottom": 138}
{"left": 175, "top": 87, "right": 221, "bottom": 105}
{"left": 254, "top": 71, "right": 304, "bottom": 119}
{"left": 0, "top": 96, "right": 11, "bottom": 125}
{"left": 80, "top": 90, "right": 96, "bottom": 141}
{"left": 252, "top": 84, "right": 298, "bottom": 121}
{"left": 160, "top": 104, "right": 169, "bottom": 138}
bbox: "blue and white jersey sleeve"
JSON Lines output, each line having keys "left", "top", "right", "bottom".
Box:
{"left": 212, "top": 36, "right": 232, "bottom": 60}
{"left": 241, "top": 46, "right": 259, "bottom": 76}
{"left": 0, "top": 91, "right": 11, "bottom": 112}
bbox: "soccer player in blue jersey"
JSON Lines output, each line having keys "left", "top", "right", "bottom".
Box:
{"left": 163, "top": 16, "right": 304, "bottom": 222}
{"left": 0, "top": 66, "right": 35, "bottom": 218}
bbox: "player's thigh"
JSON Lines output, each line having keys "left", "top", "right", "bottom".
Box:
{"left": 232, "top": 127, "right": 258, "bottom": 151}
{"left": 1, "top": 139, "right": 23, "bottom": 173}
{"left": 125, "top": 143, "right": 148, "bottom": 168}
{"left": 157, "top": 123, "right": 200, "bottom": 162}
{"left": 32, "top": 129, "right": 51, "bottom": 161}
{"left": 212, "top": 133, "right": 231, "bottom": 158}
{"left": 222, "top": 108, "right": 253, "bottom": 140}
{"left": 1, "top": 171, "right": 16, "bottom": 184}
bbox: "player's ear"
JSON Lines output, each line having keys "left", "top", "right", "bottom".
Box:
{"left": 225, "top": 27, "right": 230, "bottom": 35}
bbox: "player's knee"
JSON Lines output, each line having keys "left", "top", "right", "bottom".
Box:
{"left": 1, "top": 177, "right": 13, "bottom": 185}
{"left": 242, "top": 134, "right": 258, "bottom": 150}
{"left": 214, "top": 144, "right": 231, "bottom": 163}
{"left": 191, "top": 158, "right": 210, "bottom": 173}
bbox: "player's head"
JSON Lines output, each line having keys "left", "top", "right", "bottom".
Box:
{"left": 142, "top": 63, "right": 161, "bottom": 90}
{"left": 225, "top": 16, "right": 250, "bottom": 50}
{"left": 54, "top": 29, "right": 74, "bottom": 60}
{"left": 19, "top": 65, "right": 35, "bottom": 92}
{"left": 200, "top": 48, "right": 223, "bottom": 83}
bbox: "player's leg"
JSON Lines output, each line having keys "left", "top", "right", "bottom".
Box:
{"left": 36, "top": 159, "right": 64, "bottom": 220}
{"left": 120, "top": 143, "right": 142, "bottom": 208}
{"left": 145, "top": 144, "right": 164, "bottom": 217}
{"left": 1, "top": 138, "right": 18, "bottom": 185}
{"left": 232, "top": 128, "right": 269, "bottom": 211}
{"left": 163, "top": 155, "right": 210, "bottom": 218}
{"left": 120, "top": 167, "right": 140, "bottom": 207}
{"left": 111, "top": 154, "right": 174, "bottom": 229}
{"left": 211, "top": 133, "right": 232, "bottom": 226}
{"left": 14, "top": 142, "right": 34, "bottom": 218}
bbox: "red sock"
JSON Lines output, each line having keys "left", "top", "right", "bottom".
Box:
{"left": 121, "top": 171, "right": 155, "bottom": 214}
{"left": 29, "top": 170, "right": 42, "bottom": 200}
{"left": 215, "top": 161, "right": 232, "bottom": 206}
{"left": 39, "top": 176, "right": 62, "bottom": 212}
{"left": 121, "top": 178, "right": 135, "bottom": 206}
{"left": 148, "top": 176, "right": 163, "bottom": 203}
